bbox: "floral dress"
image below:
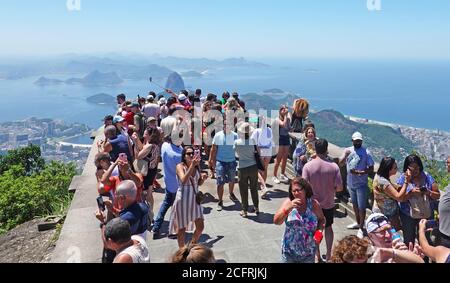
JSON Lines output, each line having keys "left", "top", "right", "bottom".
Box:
{"left": 281, "top": 198, "right": 318, "bottom": 262}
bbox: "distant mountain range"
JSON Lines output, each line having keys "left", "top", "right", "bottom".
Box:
{"left": 35, "top": 71, "right": 123, "bottom": 87}
{"left": 0, "top": 54, "right": 269, "bottom": 80}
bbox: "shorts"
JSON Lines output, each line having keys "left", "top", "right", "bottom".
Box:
{"left": 322, "top": 208, "right": 334, "bottom": 227}
{"left": 349, "top": 184, "right": 369, "bottom": 210}
{"left": 279, "top": 135, "right": 291, "bottom": 146}
{"left": 143, "top": 167, "right": 158, "bottom": 190}
{"left": 259, "top": 147, "right": 273, "bottom": 158}
{"left": 216, "top": 160, "right": 237, "bottom": 186}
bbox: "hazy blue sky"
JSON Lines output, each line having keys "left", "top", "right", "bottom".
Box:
{"left": 1, "top": 0, "right": 449, "bottom": 59}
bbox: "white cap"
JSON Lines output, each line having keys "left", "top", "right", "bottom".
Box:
{"left": 352, "top": 131, "right": 363, "bottom": 141}
{"left": 159, "top": 97, "right": 166, "bottom": 104}
{"left": 365, "top": 213, "right": 389, "bottom": 233}
{"left": 178, "top": 94, "right": 187, "bottom": 101}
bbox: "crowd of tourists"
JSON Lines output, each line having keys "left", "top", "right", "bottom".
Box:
{"left": 92, "top": 88, "right": 449, "bottom": 263}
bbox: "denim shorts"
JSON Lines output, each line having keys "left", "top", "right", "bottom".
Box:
{"left": 349, "top": 184, "right": 369, "bottom": 210}
{"left": 279, "top": 135, "right": 291, "bottom": 146}
{"left": 216, "top": 160, "right": 237, "bottom": 186}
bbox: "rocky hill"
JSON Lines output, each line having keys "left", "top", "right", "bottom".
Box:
{"left": 66, "top": 70, "right": 123, "bottom": 86}
{"left": 165, "top": 72, "right": 185, "bottom": 93}
{"left": 309, "top": 110, "right": 414, "bottom": 162}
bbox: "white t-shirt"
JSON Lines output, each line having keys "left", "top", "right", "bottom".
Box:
{"left": 251, "top": 127, "right": 273, "bottom": 157}
{"left": 115, "top": 235, "right": 150, "bottom": 263}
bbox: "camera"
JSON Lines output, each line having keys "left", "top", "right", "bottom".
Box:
{"left": 420, "top": 186, "right": 428, "bottom": 192}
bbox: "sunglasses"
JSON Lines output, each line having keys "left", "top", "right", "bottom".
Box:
{"left": 186, "top": 152, "right": 194, "bottom": 156}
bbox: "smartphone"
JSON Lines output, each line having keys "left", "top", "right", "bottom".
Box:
{"left": 96, "top": 196, "right": 105, "bottom": 212}
{"left": 119, "top": 153, "right": 127, "bottom": 162}
{"left": 194, "top": 149, "right": 200, "bottom": 159}
{"left": 420, "top": 186, "right": 428, "bottom": 192}
{"left": 426, "top": 220, "right": 438, "bottom": 229}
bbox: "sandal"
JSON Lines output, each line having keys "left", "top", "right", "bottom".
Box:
{"left": 239, "top": 210, "right": 248, "bottom": 218}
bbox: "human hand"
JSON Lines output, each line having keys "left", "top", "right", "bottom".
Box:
{"left": 300, "top": 155, "right": 307, "bottom": 163}
{"left": 392, "top": 238, "right": 408, "bottom": 251}
{"left": 104, "top": 199, "right": 113, "bottom": 210}
{"left": 418, "top": 219, "right": 428, "bottom": 232}
{"left": 291, "top": 198, "right": 303, "bottom": 209}
{"left": 95, "top": 210, "right": 105, "bottom": 223}
{"left": 131, "top": 132, "right": 139, "bottom": 141}
{"left": 409, "top": 241, "right": 425, "bottom": 258}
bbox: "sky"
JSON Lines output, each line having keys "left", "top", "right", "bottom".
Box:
{"left": 0, "top": 0, "right": 449, "bottom": 59}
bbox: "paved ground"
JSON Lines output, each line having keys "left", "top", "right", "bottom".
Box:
{"left": 147, "top": 163, "right": 357, "bottom": 263}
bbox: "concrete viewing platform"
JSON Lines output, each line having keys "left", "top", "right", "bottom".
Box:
{"left": 52, "top": 133, "right": 358, "bottom": 263}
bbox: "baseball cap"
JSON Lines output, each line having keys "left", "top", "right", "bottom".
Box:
{"left": 147, "top": 117, "right": 157, "bottom": 123}
{"left": 178, "top": 94, "right": 187, "bottom": 101}
{"left": 159, "top": 97, "right": 166, "bottom": 104}
{"left": 365, "top": 213, "right": 389, "bottom": 233}
{"left": 131, "top": 102, "right": 140, "bottom": 108}
{"left": 113, "top": 116, "right": 125, "bottom": 124}
{"left": 352, "top": 132, "right": 363, "bottom": 141}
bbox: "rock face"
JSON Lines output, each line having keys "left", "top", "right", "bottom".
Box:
{"left": 165, "top": 72, "right": 185, "bottom": 93}
{"left": 86, "top": 93, "right": 115, "bottom": 105}
{"left": 0, "top": 218, "right": 57, "bottom": 263}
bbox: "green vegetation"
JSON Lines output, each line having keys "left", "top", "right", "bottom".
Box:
{"left": 412, "top": 151, "right": 449, "bottom": 190}
{"left": 309, "top": 110, "right": 414, "bottom": 162}
{"left": 0, "top": 145, "right": 76, "bottom": 234}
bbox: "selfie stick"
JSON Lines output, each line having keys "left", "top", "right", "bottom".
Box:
{"left": 149, "top": 77, "right": 167, "bottom": 91}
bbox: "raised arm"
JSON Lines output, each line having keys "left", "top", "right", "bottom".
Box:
{"left": 418, "top": 219, "right": 450, "bottom": 263}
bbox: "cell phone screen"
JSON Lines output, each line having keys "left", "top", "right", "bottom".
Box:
{"left": 96, "top": 196, "right": 105, "bottom": 211}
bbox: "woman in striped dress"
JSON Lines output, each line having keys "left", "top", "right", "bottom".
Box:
{"left": 169, "top": 146, "right": 208, "bottom": 248}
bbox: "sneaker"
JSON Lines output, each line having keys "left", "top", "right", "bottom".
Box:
{"left": 346, "top": 222, "right": 360, "bottom": 229}
{"left": 272, "top": 176, "right": 280, "bottom": 184}
{"left": 357, "top": 229, "right": 364, "bottom": 239}
{"left": 217, "top": 201, "right": 223, "bottom": 211}
{"left": 239, "top": 210, "right": 248, "bottom": 218}
{"left": 255, "top": 207, "right": 260, "bottom": 215}
{"left": 229, "top": 193, "right": 239, "bottom": 202}
{"left": 152, "top": 230, "right": 162, "bottom": 240}
{"left": 280, "top": 174, "right": 289, "bottom": 183}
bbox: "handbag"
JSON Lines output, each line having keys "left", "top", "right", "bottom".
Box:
{"left": 188, "top": 168, "right": 204, "bottom": 205}
{"left": 254, "top": 145, "right": 265, "bottom": 171}
{"left": 133, "top": 158, "right": 148, "bottom": 176}
{"left": 409, "top": 193, "right": 431, "bottom": 219}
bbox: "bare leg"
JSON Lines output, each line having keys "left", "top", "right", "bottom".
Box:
{"left": 280, "top": 147, "right": 288, "bottom": 175}
{"left": 262, "top": 157, "right": 270, "bottom": 182}
{"left": 191, "top": 218, "right": 204, "bottom": 244}
{"left": 273, "top": 154, "right": 282, "bottom": 177}
{"left": 177, "top": 228, "right": 186, "bottom": 248}
{"left": 325, "top": 226, "right": 334, "bottom": 261}
{"left": 229, "top": 181, "right": 235, "bottom": 195}
{"left": 217, "top": 184, "right": 224, "bottom": 202}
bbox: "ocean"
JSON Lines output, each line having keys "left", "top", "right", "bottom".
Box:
{"left": 1, "top": 58, "right": 449, "bottom": 133}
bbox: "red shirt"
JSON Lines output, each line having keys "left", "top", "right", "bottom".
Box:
{"left": 123, "top": 111, "right": 135, "bottom": 126}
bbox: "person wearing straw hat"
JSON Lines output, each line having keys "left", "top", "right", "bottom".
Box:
{"left": 234, "top": 122, "right": 260, "bottom": 217}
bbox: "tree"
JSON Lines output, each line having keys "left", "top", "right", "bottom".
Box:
{"left": 0, "top": 144, "right": 45, "bottom": 175}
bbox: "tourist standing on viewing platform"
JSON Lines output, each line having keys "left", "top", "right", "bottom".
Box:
{"left": 251, "top": 115, "right": 273, "bottom": 198}
{"left": 169, "top": 146, "right": 208, "bottom": 248}
{"left": 396, "top": 154, "right": 440, "bottom": 245}
{"left": 364, "top": 213, "right": 424, "bottom": 263}
{"left": 209, "top": 119, "right": 239, "bottom": 211}
{"left": 294, "top": 126, "right": 318, "bottom": 177}
{"left": 102, "top": 217, "right": 150, "bottom": 263}
{"left": 96, "top": 180, "right": 149, "bottom": 263}
{"left": 116, "top": 93, "right": 126, "bottom": 107}
{"left": 372, "top": 157, "right": 407, "bottom": 231}
{"left": 234, "top": 122, "right": 260, "bottom": 218}
{"left": 274, "top": 177, "right": 325, "bottom": 263}
{"left": 340, "top": 132, "right": 374, "bottom": 238}
{"left": 437, "top": 156, "right": 450, "bottom": 248}
{"left": 290, "top": 98, "right": 309, "bottom": 154}
{"left": 302, "top": 139, "right": 343, "bottom": 262}
{"left": 151, "top": 119, "right": 183, "bottom": 239}
{"left": 100, "top": 125, "right": 133, "bottom": 163}
{"left": 272, "top": 105, "right": 292, "bottom": 184}
{"left": 142, "top": 94, "right": 161, "bottom": 122}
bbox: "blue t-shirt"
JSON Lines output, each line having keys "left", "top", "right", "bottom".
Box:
{"left": 212, "top": 130, "right": 238, "bottom": 162}
{"left": 109, "top": 134, "right": 131, "bottom": 161}
{"left": 119, "top": 202, "right": 149, "bottom": 235}
{"left": 161, "top": 142, "right": 183, "bottom": 193}
{"left": 345, "top": 146, "right": 374, "bottom": 188}
{"left": 396, "top": 171, "right": 435, "bottom": 216}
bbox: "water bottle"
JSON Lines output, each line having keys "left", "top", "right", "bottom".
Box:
{"left": 390, "top": 228, "right": 403, "bottom": 242}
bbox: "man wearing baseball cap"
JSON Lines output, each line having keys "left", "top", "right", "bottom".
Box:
{"left": 339, "top": 131, "right": 374, "bottom": 238}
